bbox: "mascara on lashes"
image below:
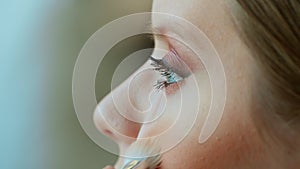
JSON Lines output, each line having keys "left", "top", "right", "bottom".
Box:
{"left": 149, "top": 49, "right": 191, "bottom": 89}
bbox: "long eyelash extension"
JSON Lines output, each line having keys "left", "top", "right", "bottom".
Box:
{"left": 150, "top": 56, "right": 170, "bottom": 89}
{"left": 149, "top": 56, "right": 165, "bottom": 69}
{"left": 150, "top": 56, "right": 183, "bottom": 90}
{"left": 154, "top": 80, "right": 169, "bottom": 90}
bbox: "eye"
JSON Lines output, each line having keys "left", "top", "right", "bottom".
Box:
{"left": 150, "top": 48, "right": 191, "bottom": 90}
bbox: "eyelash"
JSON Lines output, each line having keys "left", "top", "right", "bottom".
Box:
{"left": 150, "top": 55, "right": 184, "bottom": 90}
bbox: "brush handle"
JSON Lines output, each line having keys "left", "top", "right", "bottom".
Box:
{"left": 121, "top": 159, "right": 142, "bottom": 169}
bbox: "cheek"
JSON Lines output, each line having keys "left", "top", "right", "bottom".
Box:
{"left": 138, "top": 76, "right": 201, "bottom": 138}
{"left": 160, "top": 108, "right": 265, "bottom": 169}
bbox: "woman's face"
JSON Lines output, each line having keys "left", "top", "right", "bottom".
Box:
{"left": 94, "top": 0, "right": 276, "bottom": 168}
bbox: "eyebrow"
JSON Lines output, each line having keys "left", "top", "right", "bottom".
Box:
{"left": 146, "top": 22, "right": 187, "bottom": 46}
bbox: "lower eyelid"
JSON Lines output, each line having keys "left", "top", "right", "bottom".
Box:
{"left": 164, "top": 79, "right": 185, "bottom": 95}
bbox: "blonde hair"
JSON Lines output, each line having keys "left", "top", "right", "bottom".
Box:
{"left": 232, "top": 0, "right": 300, "bottom": 141}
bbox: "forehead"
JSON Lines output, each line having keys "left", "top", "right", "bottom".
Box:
{"left": 151, "top": 0, "right": 236, "bottom": 59}
{"left": 151, "top": 0, "right": 197, "bottom": 28}
{"left": 151, "top": 0, "right": 230, "bottom": 34}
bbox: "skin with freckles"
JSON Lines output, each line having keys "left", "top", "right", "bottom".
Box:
{"left": 94, "top": 0, "right": 299, "bottom": 168}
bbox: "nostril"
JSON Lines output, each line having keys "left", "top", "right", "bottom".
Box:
{"left": 94, "top": 97, "right": 143, "bottom": 145}
{"left": 94, "top": 113, "right": 118, "bottom": 141}
{"left": 93, "top": 110, "right": 109, "bottom": 135}
{"left": 103, "top": 129, "right": 113, "bottom": 136}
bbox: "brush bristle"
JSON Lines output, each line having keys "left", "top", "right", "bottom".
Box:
{"left": 124, "top": 139, "right": 162, "bottom": 169}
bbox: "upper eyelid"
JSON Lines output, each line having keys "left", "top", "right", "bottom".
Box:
{"left": 147, "top": 24, "right": 200, "bottom": 74}
{"left": 146, "top": 25, "right": 192, "bottom": 77}
{"left": 150, "top": 50, "right": 191, "bottom": 78}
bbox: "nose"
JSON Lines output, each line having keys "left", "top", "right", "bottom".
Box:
{"left": 93, "top": 64, "right": 162, "bottom": 147}
{"left": 93, "top": 81, "right": 142, "bottom": 146}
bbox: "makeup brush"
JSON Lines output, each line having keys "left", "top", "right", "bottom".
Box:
{"left": 120, "top": 138, "right": 162, "bottom": 169}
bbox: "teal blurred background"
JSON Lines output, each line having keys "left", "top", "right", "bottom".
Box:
{"left": 0, "top": 1, "right": 153, "bottom": 169}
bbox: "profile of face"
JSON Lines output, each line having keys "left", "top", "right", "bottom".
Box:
{"left": 94, "top": 0, "right": 298, "bottom": 168}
